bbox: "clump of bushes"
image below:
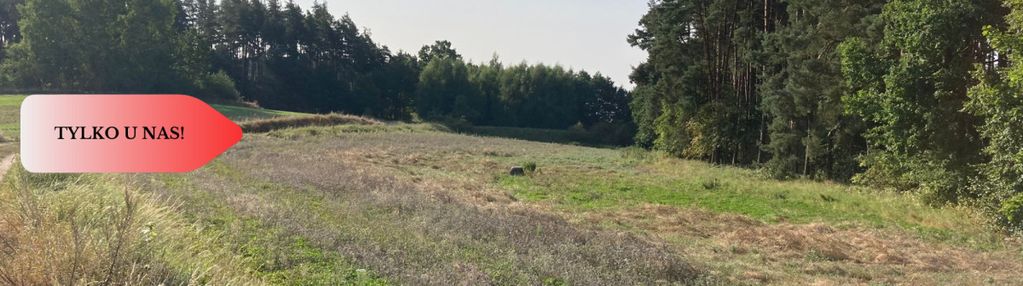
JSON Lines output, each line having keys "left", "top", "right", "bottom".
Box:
{"left": 240, "top": 113, "right": 382, "bottom": 133}
{"left": 1001, "top": 194, "right": 1023, "bottom": 233}
{"left": 194, "top": 71, "right": 241, "bottom": 103}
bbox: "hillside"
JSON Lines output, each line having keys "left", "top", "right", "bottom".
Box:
{"left": 0, "top": 97, "right": 1021, "bottom": 285}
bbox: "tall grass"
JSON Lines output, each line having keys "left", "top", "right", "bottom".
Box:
{"left": 0, "top": 163, "right": 260, "bottom": 285}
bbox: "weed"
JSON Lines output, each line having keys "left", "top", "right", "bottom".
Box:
{"left": 820, "top": 194, "right": 838, "bottom": 203}
{"left": 523, "top": 161, "right": 538, "bottom": 173}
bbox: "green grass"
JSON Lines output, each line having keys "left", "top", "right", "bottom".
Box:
{"left": 0, "top": 95, "right": 27, "bottom": 140}
{"left": 496, "top": 151, "right": 998, "bottom": 248}
{"left": 211, "top": 104, "right": 310, "bottom": 121}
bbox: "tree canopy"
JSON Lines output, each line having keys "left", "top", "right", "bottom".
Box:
{"left": 0, "top": 0, "right": 632, "bottom": 131}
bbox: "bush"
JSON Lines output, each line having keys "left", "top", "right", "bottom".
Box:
{"left": 196, "top": 71, "right": 241, "bottom": 103}
{"left": 1001, "top": 194, "right": 1023, "bottom": 232}
{"left": 702, "top": 178, "right": 721, "bottom": 190}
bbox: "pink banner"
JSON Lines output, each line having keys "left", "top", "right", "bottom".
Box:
{"left": 21, "top": 94, "right": 242, "bottom": 173}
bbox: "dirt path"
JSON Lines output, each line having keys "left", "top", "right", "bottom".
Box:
{"left": 0, "top": 154, "right": 16, "bottom": 181}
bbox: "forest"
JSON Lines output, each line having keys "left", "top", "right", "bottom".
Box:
{"left": 3, "top": 0, "right": 1023, "bottom": 232}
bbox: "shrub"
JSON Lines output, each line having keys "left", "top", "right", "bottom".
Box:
{"left": 196, "top": 71, "right": 241, "bottom": 103}
{"left": 1001, "top": 194, "right": 1023, "bottom": 232}
{"left": 568, "top": 122, "right": 587, "bottom": 133}
{"left": 523, "top": 161, "right": 538, "bottom": 173}
{"left": 702, "top": 178, "right": 721, "bottom": 190}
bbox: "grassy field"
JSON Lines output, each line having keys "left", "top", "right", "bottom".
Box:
{"left": 210, "top": 103, "right": 309, "bottom": 121}
{"left": 0, "top": 96, "right": 1021, "bottom": 285}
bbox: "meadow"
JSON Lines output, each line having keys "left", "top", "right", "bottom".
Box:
{"left": 0, "top": 95, "right": 1021, "bottom": 285}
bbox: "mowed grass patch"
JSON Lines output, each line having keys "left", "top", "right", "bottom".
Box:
{"left": 211, "top": 104, "right": 309, "bottom": 121}
{"left": 498, "top": 153, "right": 1001, "bottom": 248}
{"left": 168, "top": 134, "right": 704, "bottom": 285}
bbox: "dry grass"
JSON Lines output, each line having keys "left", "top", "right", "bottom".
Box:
{"left": 239, "top": 113, "right": 382, "bottom": 133}
{"left": 583, "top": 204, "right": 1023, "bottom": 285}
{"left": 0, "top": 163, "right": 261, "bottom": 285}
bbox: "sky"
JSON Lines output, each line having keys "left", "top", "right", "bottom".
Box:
{"left": 294, "top": 0, "right": 650, "bottom": 89}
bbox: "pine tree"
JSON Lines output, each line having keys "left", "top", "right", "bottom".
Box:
{"left": 760, "top": 0, "right": 883, "bottom": 180}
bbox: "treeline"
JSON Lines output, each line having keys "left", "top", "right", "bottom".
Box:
{"left": 0, "top": 0, "right": 631, "bottom": 133}
{"left": 416, "top": 44, "right": 632, "bottom": 135}
{"left": 631, "top": 0, "right": 1023, "bottom": 229}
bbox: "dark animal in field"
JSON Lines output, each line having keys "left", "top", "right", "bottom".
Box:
{"left": 510, "top": 166, "right": 525, "bottom": 176}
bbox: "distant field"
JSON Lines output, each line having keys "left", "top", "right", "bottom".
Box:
{"left": 466, "top": 125, "right": 593, "bottom": 145}
{"left": 0, "top": 98, "right": 1021, "bottom": 284}
{"left": 211, "top": 104, "right": 309, "bottom": 121}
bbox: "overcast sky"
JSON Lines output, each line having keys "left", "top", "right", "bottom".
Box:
{"left": 294, "top": 0, "right": 650, "bottom": 89}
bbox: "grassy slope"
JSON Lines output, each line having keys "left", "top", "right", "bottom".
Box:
{"left": 0, "top": 97, "right": 1020, "bottom": 284}
{"left": 210, "top": 104, "right": 309, "bottom": 121}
